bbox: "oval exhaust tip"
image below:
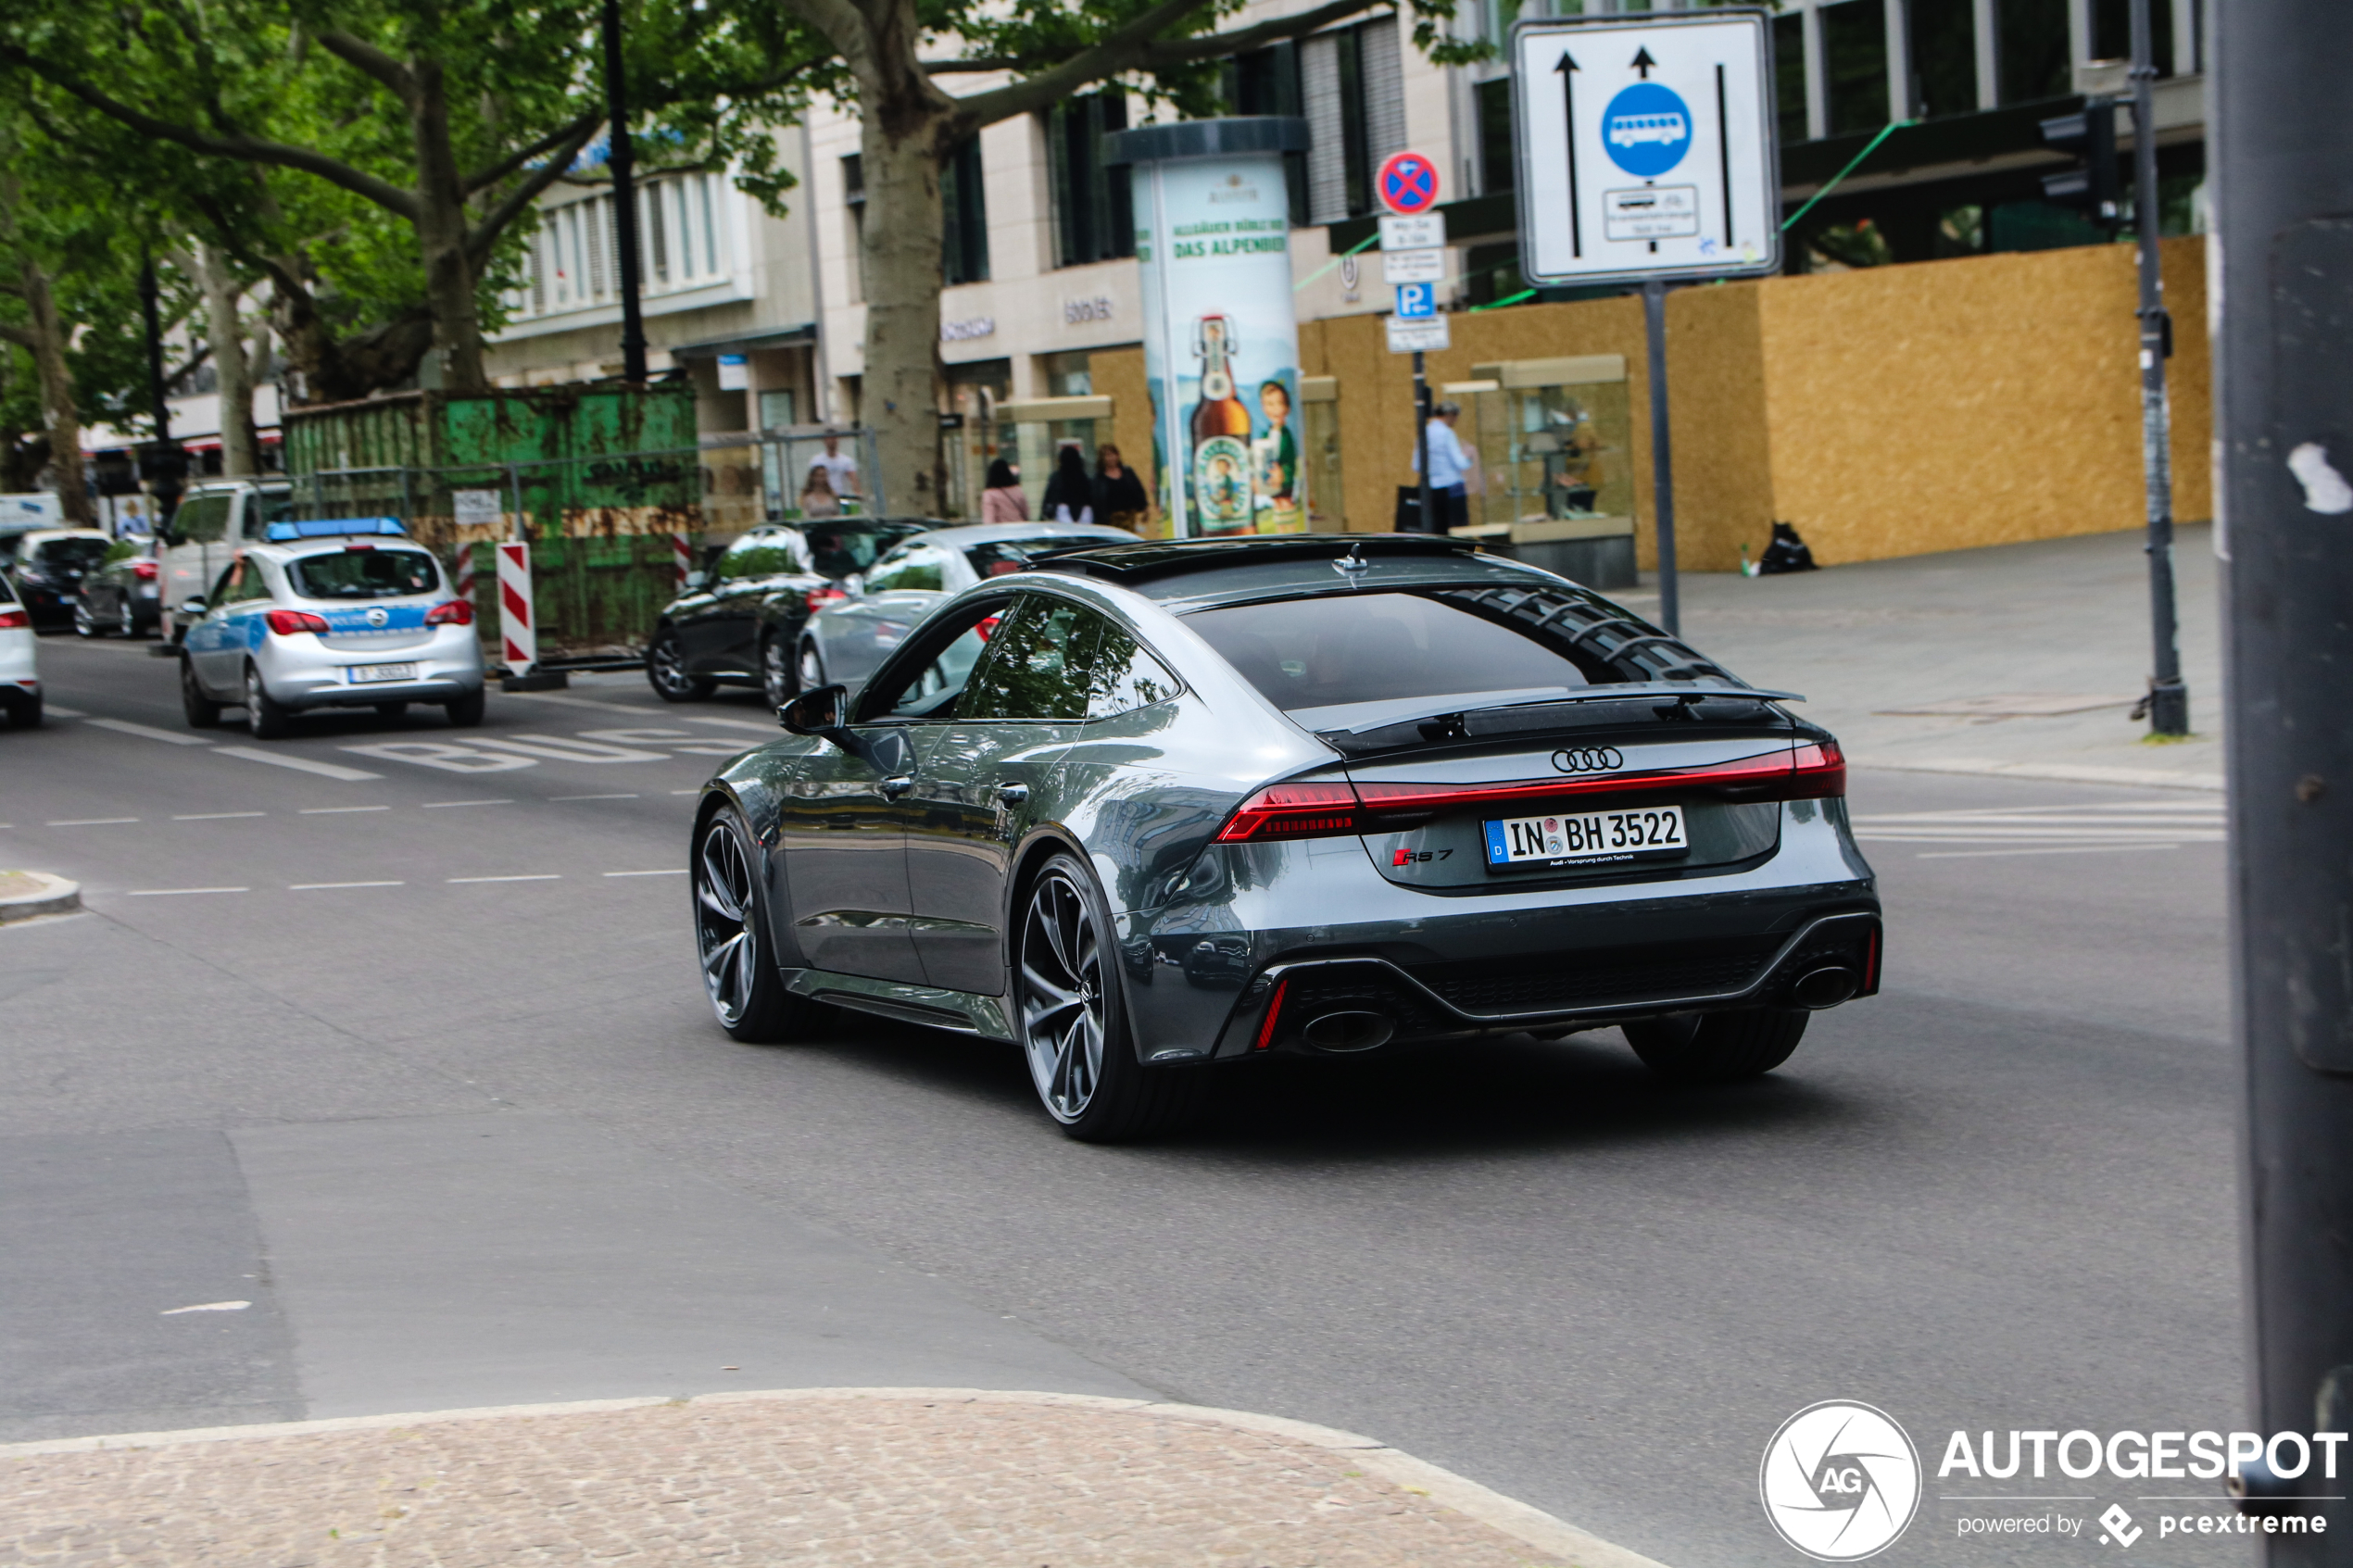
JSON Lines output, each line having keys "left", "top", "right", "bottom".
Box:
{"left": 1301, "top": 1010, "right": 1395, "bottom": 1052}
{"left": 1791, "top": 966, "right": 1860, "bottom": 1010}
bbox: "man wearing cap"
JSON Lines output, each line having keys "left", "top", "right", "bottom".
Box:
{"left": 1410, "top": 401, "right": 1473, "bottom": 534}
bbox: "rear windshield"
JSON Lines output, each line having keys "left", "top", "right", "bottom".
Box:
{"left": 32, "top": 537, "right": 109, "bottom": 569}
{"left": 288, "top": 547, "right": 441, "bottom": 599}
{"left": 1184, "top": 592, "right": 1599, "bottom": 714}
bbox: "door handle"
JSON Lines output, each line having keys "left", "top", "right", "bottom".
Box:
{"left": 880, "top": 775, "right": 916, "bottom": 800}
{"left": 996, "top": 783, "right": 1030, "bottom": 807}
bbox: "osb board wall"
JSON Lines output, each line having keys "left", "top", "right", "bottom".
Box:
{"left": 1755, "top": 235, "right": 2211, "bottom": 566}
{"left": 1306, "top": 235, "right": 2212, "bottom": 570}
{"left": 1089, "top": 345, "right": 1158, "bottom": 515}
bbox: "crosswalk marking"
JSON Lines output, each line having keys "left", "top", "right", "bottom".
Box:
{"left": 1853, "top": 800, "right": 2223, "bottom": 853}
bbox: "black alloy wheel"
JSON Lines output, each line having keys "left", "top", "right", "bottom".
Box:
{"left": 1622, "top": 1009, "right": 1808, "bottom": 1084}
{"left": 693, "top": 806, "right": 828, "bottom": 1043}
{"left": 1015, "top": 852, "right": 1207, "bottom": 1142}
{"left": 798, "top": 640, "right": 825, "bottom": 692}
{"left": 647, "top": 627, "right": 715, "bottom": 702}
{"left": 180, "top": 658, "right": 222, "bottom": 729}
{"left": 71, "top": 600, "right": 101, "bottom": 638}
{"left": 761, "top": 633, "right": 795, "bottom": 709}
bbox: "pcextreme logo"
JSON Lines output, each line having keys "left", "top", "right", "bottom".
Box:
{"left": 1761, "top": 1400, "right": 1924, "bottom": 1561}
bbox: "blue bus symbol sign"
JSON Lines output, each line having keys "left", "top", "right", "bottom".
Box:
{"left": 1393, "top": 282, "right": 1436, "bottom": 320}
{"left": 1602, "top": 82, "right": 1692, "bottom": 178}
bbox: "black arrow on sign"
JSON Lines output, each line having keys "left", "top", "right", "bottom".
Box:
{"left": 1557, "top": 50, "right": 1581, "bottom": 258}
{"left": 1631, "top": 45, "right": 1658, "bottom": 79}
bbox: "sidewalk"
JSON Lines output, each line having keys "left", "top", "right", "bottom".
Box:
{"left": 1, "top": 1388, "right": 1661, "bottom": 1567}
{"left": 1629, "top": 524, "right": 2224, "bottom": 792}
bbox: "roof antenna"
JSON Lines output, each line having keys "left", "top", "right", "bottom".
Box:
{"left": 1332, "top": 540, "right": 1369, "bottom": 581}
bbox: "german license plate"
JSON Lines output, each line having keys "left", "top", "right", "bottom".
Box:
{"left": 347, "top": 662, "right": 418, "bottom": 684}
{"left": 1483, "top": 805, "right": 1688, "bottom": 869}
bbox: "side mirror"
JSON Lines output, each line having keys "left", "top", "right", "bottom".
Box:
{"left": 178, "top": 596, "right": 208, "bottom": 616}
{"left": 683, "top": 570, "right": 709, "bottom": 592}
{"left": 779, "top": 683, "right": 849, "bottom": 737}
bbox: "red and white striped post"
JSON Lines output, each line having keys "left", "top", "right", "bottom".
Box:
{"left": 450, "top": 543, "right": 477, "bottom": 608}
{"left": 496, "top": 542, "right": 536, "bottom": 677}
{"left": 673, "top": 531, "right": 693, "bottom": 592}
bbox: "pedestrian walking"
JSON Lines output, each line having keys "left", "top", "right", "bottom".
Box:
{"left": 1092, "top": 445, "right": 1150, "bottom": 533}
{"left": 980, "top": 458, "right": 1028, "bottom": 523}
{"left": 1041, "top": 446, "right": 1095, "bottom": 525}
{"left": 1409, "top": 400, "right": 1472, "bottom": 534}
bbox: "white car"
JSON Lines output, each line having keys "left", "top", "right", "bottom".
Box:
{"left": 178, "top": 519, "right": 485, "bottom": 738}
{"left": 0, "top": 569, "right": 39, "bottom": 727}
{"left": 159, "top": 479, "right": 293, "bottom": 644}
{"left": 795, "top": 521, "right": 1135, "bottom": 693}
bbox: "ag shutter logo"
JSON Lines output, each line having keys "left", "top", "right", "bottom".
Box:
{"left": 1761, "top": 1401, "right": 1922, "bottom": 1562}
{"left": 1551, "top": 746, "right": 1624, "bottom": 774}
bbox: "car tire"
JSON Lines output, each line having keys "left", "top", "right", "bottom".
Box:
{"left": 244, "top": 662, "right": 294, "bottom": 740}
{"left": 694, "top": 804, "right": 832, "bottom": 1043}
{"left": 120, "top": 602, "right": 139, "bottom": 638}
{"left": 1014, "top": 851, "right": 1209, "bottom": 1143}
{"left": 180, "top": 658, "right": 222, "bottom": 729}
{"left": 374, "top": 701, "right": 409, "bottom": 720}
{"left": 72, "top": 601, "right": 100, "bottom": 638}
{"left": 444, "top": 690, "right": 486, "bottom": 727}
{"left": 646, "top": 627, "right": 715, "bottom": 703}
{"left": 5, "top": 694, "right": 41, "bottom": 728}
{"left": 798, "top": 640, "right": 825, "bottom": 692}
{"left": 1622, "top": 1009, "right": 1808, "bottom": 1084}
{"left": 760, "top": 632, "right": 796, "bottom": 709}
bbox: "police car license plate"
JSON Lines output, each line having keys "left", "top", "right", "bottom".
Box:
{"left": 347, "top": 662, "right": 418, "bottom": 684}
{"left": 1483, "top": 806, "right": 1687, "bottom": 869}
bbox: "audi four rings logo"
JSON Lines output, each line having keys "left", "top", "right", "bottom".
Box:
{"left": 1551, "top": 746, "right": 1624, "bottom": 774}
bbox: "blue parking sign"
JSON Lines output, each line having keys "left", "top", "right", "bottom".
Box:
{"left": 1394, "top": 282, "right": 1436, "bottom": 320}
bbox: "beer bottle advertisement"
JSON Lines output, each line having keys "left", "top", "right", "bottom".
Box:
{"left": 1128, "top": 143, "right": 1305, "bottom": 537}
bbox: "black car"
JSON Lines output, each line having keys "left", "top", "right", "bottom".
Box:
{"left": 73, "top": 536, "right": 163, "bottom": 638}
{"left": 647, "top": 517, "right": 934, "bottom": 707}
{"left": 6, "top": 530, "right": 113, "bottom": 631}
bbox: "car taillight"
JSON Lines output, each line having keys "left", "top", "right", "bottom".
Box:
{"left": 1214, "top": 782, "right": 1364, "bottom": 843}
{"left": 265, "top": 608, "right": 331, "bottom": 636}
{"left": 133, "top": 561, "right": 158, "bottom": 580}
{"left": 805, "top": 586, "right": 847, "bottom": 613}
{"left": 426, "top": 598, "right": 474, "bottom": 626}
{"left": 1786, "top": 740, "right": 1846, "bottom": 799}
{"left": 0, "top": 608, "right": 26, "bottom": 629}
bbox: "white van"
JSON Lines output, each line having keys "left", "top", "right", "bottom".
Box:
{"left": 159, "top": 481, "right": 295, "bottom": 643}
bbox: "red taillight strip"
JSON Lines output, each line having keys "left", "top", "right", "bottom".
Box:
{"left": 1213, "top": 741, "right": 1846, "bottom": 845}
{"left": 1253, "top": 978, "right": 1290, "bottom": 1050}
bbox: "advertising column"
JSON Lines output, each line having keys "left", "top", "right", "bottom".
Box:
{"left": 1106, "top": 119, "right": 1311, "bottom": 536}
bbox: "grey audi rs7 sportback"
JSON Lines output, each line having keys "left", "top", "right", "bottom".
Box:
{"left": 690, "top": 533, "right": 1880, "bottom": 1142}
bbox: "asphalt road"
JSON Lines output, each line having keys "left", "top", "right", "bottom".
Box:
{"left": 0, "top": 632, "right": 2240, "bottom": 1567}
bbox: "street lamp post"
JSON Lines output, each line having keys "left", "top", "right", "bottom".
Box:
{"left": 2128, "top": 0, "right": 2186, "bottom": 736}
{"left": 601, "top": 0, "right": 648, "bottom": 384}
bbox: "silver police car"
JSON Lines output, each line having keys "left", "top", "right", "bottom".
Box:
{"left": 178, "top": 519, "right": 485, "bottom": 738}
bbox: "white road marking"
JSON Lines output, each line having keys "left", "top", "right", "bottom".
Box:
{"left": 447, "top": 873, "right": 560, "bottom": 883}
{"left": 341, "top": 740, "right": 535, "bottom": 773}
{"left": 160, "top": 1300, "right": 250, "bottom": 1314}
{"left": 128, "top": 886, "right": 250, "bottom": 897}
{"left": 500, "top": 691, "right": 667, "bottom": 716}
{"left": 471, "top": 734, "right": 668, "bottom": 763}
{"left": 422, "top": 798, "right": 514, "bottom": 809}
{"left": 1916, "top": 845, "right": 2182, "bottom": 859}
{"left": 173, "top": 811, "right": 266, "bottom": 821}
{"left": 300, "top": 805, "right": 390, "bottom": 814}
{"left": 41, "top": 704, "right": 88, "bottom": 718}
{"left": 682, "top": 716, "right": 781, "bottom": 734}
{"left": 47, "top": 817, "right": 138, "bottom": 826}
{"left": 604, "top": 869, "right": 686, "bottom": 877}
{"left": 291, "top": 881, "right": 406, "bottom": 890}
{"left": 214, "top": 746, "right": 383, "bottom": 781}
{"left": 551, "top": 793, "right": 641, "bottom": 801}
{"left": 671, "top": 788, "right": 700, "bottom": 796}
{"left": 86, "top": 717, "right": 213, "bottom": 746}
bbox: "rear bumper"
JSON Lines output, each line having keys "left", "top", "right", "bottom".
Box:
{"left": 256, "top": 630, "right": 484, "bottom": 710}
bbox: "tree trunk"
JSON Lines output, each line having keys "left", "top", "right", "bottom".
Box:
{"left": 266, "top": 251, "right": 434, "bottom": 404}
{"left": 19, "top": 257, "right": 91, "bottom": 525}
{"left": 850, "top": 8, "right": 958, "bottom": 519}
{"left": 408, "top": 57, "right": 490, "bottom": 393}
{"left": 195, "top": 243, "right": 261, "bottom": 477}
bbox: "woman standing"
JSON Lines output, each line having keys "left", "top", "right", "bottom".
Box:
{"left": 799, "top": 463, "right": 841, "bottom": 520}
{"left": 1040, "top": 446, "right": 1095, "bottom": 524}
{"left": 1092, "top": 445, "right": 1150, "bottom": 533}
{"left": 980, "top": 458, "right": 1028, "bottom": 523}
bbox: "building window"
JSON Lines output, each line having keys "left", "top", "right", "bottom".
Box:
{"left": 1773, "top": 13, "right": 1807, "bottom": 145}
{"left": 1997, "top": 0, "right": 2070, "bottom": 105}
{"left": 1047, "top": 93, "right": 1134, "bottom": 268}
{"left": 1821, "top": 0, "right": 1890, "bottom": 137}
{"left": 1303, "top": 18, "right": 1404, "bottom": 225}
{"left": 841, "top": 153, "right": 866, "bottom": 303}
{"left": 645, "top": 182, "right": 669, "bottom": 285}
{"left": 2091, "top": 0, "right": 2172, "bottom": 76}
{"left": 1227, "top": 43, "right": 1310, "bottom": 227}
{"left": 942, "top": 137, "right": 990, "bottom": 287}
{"left": 1475, "top": 77, "right": 1514, "bottom": 195}
{"left": 1908, "top": 0, "right": 1978, "bottom": 119}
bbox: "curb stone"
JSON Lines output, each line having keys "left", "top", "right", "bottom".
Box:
{"left": 0, "top": 870, "right": 80, "bottom": 923}
{"left": 0, "top": 1386, "right": 1671, "bottom": 1568}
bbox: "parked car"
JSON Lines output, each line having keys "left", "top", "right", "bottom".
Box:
{"left": 0, "top": 570, "right": 39, "bottom": 726}
{"left": 178, "top": 518, "right": 485, "bottom": 738}
{"left": 6, "top": 529, "right": 112, "bottom": 631}
{"left": 793, "top": 521, "right": 1135, "bottom": 696}
{"left": 158, "top": 480, "right": 295, "bottom": 644}
{"left": 73, "top": 536, "right": 163, "bottom": 638}
{"left": 645, "top": 516, "right": 934, "bottom": 707}
{"left": 690, "top": 533, "right": 1880, "bottom": 1142}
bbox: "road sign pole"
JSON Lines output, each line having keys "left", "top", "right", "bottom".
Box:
{"left": 2129, "top": 0, "right": 2186, "bottom": 736}
{"left": 2214, "top": 0, "right": 2353, "bottom": 1550}
{"left": 1642, "top": 280, "right": 1680, "bottom": 634}
{"left": 1414, "top": 352, "right": 1434, "bottom": 535}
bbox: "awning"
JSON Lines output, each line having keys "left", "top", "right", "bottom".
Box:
{"left": 667, "top": 324, "right": 817, "bottom": 359}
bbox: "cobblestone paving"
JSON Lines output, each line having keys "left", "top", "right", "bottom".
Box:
{"left": 2, "top": 1392, "right": 1573, "bottom": 1566}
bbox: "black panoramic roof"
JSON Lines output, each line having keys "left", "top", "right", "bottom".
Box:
{"left": 1026, "top": 532, "right": 1483, "bottom": 585}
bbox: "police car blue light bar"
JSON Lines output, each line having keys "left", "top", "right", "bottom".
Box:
{"left": 263, "top": 517, "right": 409, "bottom": 543}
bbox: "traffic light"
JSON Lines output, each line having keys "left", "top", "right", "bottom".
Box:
{"left": 2039, "top": 101, "right": 2121, "bottom": 229}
